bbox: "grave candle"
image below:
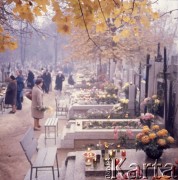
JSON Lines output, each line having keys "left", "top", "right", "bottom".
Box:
{"left": 96, "top": 154, "right": 100, "bottom": 162}
{"left": 93, "top": 158, "right": 97, "bottom": 167}
{"left": 85, "top": 158, "right": 92, "bottom": 166}
{"left": 104, "top": 157, "right": 108, "bottom": 166}
{"left": 109, "top": 151, "right": 113, "bottom": 158}
{"left": 113, "top": 150, "right": 116, "bottom": 157}
{"left": 121, "top": 150, "right": 126, "bottom": 157}
{"left": 101, "top": 149, "right": 105, "bottom": 158}
{"left": 117, "top": 145, "right": 120, "bottom": 153}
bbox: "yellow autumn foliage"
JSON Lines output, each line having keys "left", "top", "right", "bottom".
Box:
{"left": 1, "top": 0, "right": 160, "bottom": 52}
{"left": 0, "top": 33, "right": 18, "bottom": 52}
{"left": 113, "top": 35, "right": 120, "bottom": 43}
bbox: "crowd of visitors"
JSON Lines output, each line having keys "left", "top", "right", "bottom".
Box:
{"left": 3, "top": 67, "right": 70, "bottom": 130}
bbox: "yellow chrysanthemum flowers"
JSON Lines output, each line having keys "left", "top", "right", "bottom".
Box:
{"left": 136, "top": 133, "right": 144, "bottom": 140}
{"left": 136, "top": 124, "right": 175, "bottom": 151}
{"left": 141, "top": 135, "right": 150, "bottom": 144}
{"left": 157, "top": 139, "right": 166, "bottom": 146}
{"left": 157, "top": 129, "right": 168, "bottom": 137}
{"left": 152, "top": 95, "right": 157, "bottom": 99}
{"left": 152, "top": 125, "right": 160, "bottom": 131}
{"left": 149, "top": 133, "right": 156, "bottom": 140}
{"left": 142, "top": 127, "right": 150, "bottom": 134}
{"left": 167, "top": 136, "right": 175, "bottom": 144}
{"left": 154, "top": 99, "right": 160, "bottom": 105}
{"left": 143, "top": 126, "right": 149, "bottom": 129}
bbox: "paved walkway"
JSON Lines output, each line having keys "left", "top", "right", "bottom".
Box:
{"left": 0, "top": 88, "right": 70, "bottom": 180}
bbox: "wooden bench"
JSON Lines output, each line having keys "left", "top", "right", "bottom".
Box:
{"left": 44, "top": 117, "right": 59, "bottom": 144}
{"left": 20, "top": 127, "right": 59, "bottom": 180}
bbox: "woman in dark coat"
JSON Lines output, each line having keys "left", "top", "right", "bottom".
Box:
{"left": 5, "top": 75, "right": 17, "bottom": 113}
{"left": 68, "top": 74, "right": 75, "bottom": 86}
{"left": 26, "top": 70, "right": 35, "bottom": 89}
{"left": 55, "top": 71, "right": 65, "bottom": 96}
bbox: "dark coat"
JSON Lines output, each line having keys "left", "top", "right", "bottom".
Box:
{"left": 43, "top": 72, "right": 51, "bottom": 86}
{"left": 55, "top": 74, "right": 65, "bottom": 91}
{"left": 16, "top": 75, "right": 24, "bottom": 92}
{"left": 27, "top": 71, "right": 35, "bottom": 89}
{"left": 68, "top": 75, "right": 75, "bottom": 85}
{"left": 5, "top": 80, "right": 17, "bottom": 105}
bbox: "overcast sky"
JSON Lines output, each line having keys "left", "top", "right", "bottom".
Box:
{"left": 153, "top": 0, "right": 178, "bottom": 12}
{"left": 154, "top": 0, "right": 178, "bottom": 53}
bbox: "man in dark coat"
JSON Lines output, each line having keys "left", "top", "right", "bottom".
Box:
{"left": 5, "top": 75, "right": 17, "bottom": 113}
{"left": 42, "top": 69, "right": 51, "bottom": 93}
{"left": 16, "top": 70, "right": 24, "bottom": 110}
{"left": 55, "top": 71, "right": 65, "bottom": 96}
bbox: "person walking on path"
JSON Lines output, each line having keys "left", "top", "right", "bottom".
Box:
{"left": 5, "top": 75, "right": 17, "bottom": 113}
{"left": 42, "top": 69, "right": 51, "bottom": 93}
{"left": 26, "top": 70, "right": 35, "bottom": 89}
{"left": 55, "top": 71, "right": 65, "bottom": 96}
{"left": 31, "top": 78, "right": 44, "bottom": 131}
{"left": 16, "top": 70, "right": 24, "bottom": 110}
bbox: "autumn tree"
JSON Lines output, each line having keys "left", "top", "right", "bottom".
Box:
{"left": 0, "top": 0, "right": 160, "bottom": 52}
{"left": 65, "top": 12, "right": 175, "bottom": 67}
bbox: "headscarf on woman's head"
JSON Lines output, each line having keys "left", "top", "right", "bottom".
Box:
{"left": 10, "top": 75, "right": 16, "bottom": 80}
{"left": 35, "top": 78, "right": 43, "bottom": 85}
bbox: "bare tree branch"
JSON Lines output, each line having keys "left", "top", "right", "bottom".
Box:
{"left": 112, "top": 0, "right": 120, "bottom": 8}
{"left": 160, "top": 9, "right": 178, "bottom": 18}
{"left": 77, "top": 0, "right": 102, "bottom": 51}
{"left": 97, "top": 0, "right": 108, "bottom": 26}
{"left": 132, "top": 0, "right": 135, "bottom": 12}
{"left": 148, "top": 0, "right": 159, "bottom": 5}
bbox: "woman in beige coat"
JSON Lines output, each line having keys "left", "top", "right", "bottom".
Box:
{"left": 31, "top": 78, "right": 44, "bottom": 130}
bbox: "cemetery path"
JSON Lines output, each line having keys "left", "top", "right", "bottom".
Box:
{"left": 0, "top": 91, "right": 60, "bottom": 180}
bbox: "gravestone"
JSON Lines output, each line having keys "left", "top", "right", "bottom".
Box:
{"left": 148, "top": 61, "right": 163, "bottom": 97}
{"left": 109, "top": 59, "right": 116, "bottom": 81}
{"left": 140, "top": 81, "right": 145, "bottom": 102}
{"left": 171, "top": 56, "right": 178, "bottom": 144}
{"left": 128, "top": 84, "right": 136, "bottom": 116}
{"left": 122, "top": 69, "right": 128, "bottom": 84}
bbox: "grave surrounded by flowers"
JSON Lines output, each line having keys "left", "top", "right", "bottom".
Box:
{"left": 82, "top": 119, "right": 141, "bottom": 130}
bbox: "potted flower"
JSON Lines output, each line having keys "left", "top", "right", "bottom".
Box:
{"left": 119, "top": 98, "right": 129, "bottom": 114}
{"left": 114, "top": 127, "right": 134, "bottom": 147}
{"left": 122, "top": 82, "right": 129, "bottom": 98}
{"left": 136, "top": 125, "right": 175, "bottom": 159}
{"left": 105, "top": 83, "right": 118, "bottom": 95}
{"left": 110, "top": 103, "right": 123, "bottom": 119}
{"left": 141, "top": 95, "right": 161, "bottom": 114}
{"left": 140, "top": 113, "right": 154, "bottom": 128}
